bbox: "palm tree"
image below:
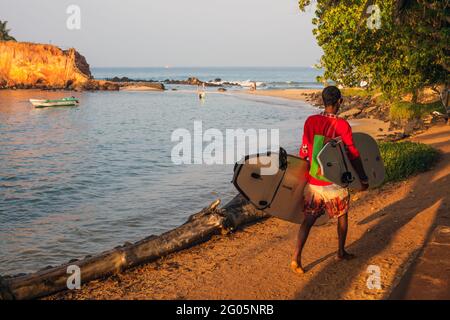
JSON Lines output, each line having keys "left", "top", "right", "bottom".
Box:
{"left": 0, "top": 20, "right": 16, "bottom": 41}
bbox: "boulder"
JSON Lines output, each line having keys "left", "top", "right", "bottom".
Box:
{"left": 82, "top": 80, "right": 100, "bottom": 91}
{"left": 187, "top": 77, "right": 202, "bottom": 85}
{"left": 404, "top": 119, "right": 425, "bottom": 135}
{"left": 339, "top": 108, "right": 362, "bottom": 119}
{"left": 365, "top": 106, "right": 378, "bottom": 114}
{"left": 119, "top": 82, "right": 165, "bottom": 91}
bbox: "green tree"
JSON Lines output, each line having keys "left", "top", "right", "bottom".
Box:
{"left": 0, "top": 20, "right": 16, "bottom": 41}
{"left": 299, "top": 0, "right": 449, "bottom": 100}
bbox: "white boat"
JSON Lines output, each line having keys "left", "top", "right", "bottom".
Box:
{"left": 29, "top": 97, "right": 79, "bottom": 108}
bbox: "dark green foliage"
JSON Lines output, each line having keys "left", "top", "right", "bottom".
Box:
{"left": 0, "top": 20, "right": 16, "bottom": 41}
{"left": 379, "top": 141, "right": 439, "bottom": 182}
{"left": 299, "top": 1, "right": 449, "bottom": 98}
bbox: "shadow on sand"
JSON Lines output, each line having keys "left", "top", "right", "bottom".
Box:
{"left": 294, "top": 128, "right": 450, "bottom": 299}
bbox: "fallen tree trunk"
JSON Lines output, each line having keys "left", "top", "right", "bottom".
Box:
{"left": 222, "top": 194, "right": 268, "bottom": 230}
{"left": 0, "top": 195, "right": 267, "bottom": 300}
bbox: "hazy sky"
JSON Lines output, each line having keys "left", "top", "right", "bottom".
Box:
{"left": 0, "top": 0, "right": 322, "bottom": 67}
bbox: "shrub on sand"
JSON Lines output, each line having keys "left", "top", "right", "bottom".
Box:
{"left": 389, "top": 101, "right": 445, "bottom": 122}
{"left": 379, "top": 141, "right": 440, "bottom": 183}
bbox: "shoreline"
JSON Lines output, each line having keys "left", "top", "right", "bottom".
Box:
{"left": 241, "top": 88, "right": 321, "bottom": 102}
{"left": 46, "top": 124, "right": 450, "bottom": 300}
{"left": 239, "top": 89, "right": 401, "bottom": 140}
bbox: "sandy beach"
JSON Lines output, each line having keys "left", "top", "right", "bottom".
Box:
{"left": 47, "top": 122, "right": 450, "bottom": 300}
{"left": 243, "top": 88, "right": 321, "bottom": 101}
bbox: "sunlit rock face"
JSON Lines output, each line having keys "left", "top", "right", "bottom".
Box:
{"left": 0, "top": 41, "right": 92, "bottom": 89}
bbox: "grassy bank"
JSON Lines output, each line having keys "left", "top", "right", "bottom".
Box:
{"left": 341, "top": 88, "right": 377, "bottom": 97}
{"left": 380, "top": 141, "right": 440, "bottom": 183}
{"left": 389, "top": 101, "right": 445, "bottom": 122}
{"left": 341, "top": 88, "right": 390, "bottom": 103}
{"left": 341, "top": 87, "right": 445, "bottom": 123}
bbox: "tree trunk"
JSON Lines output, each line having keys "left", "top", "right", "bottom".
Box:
{"left": 0, "top": 195, "right": 266, "bottom": 300}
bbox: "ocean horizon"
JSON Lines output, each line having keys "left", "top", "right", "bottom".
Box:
{"left": 92, "top": 66, "right": 324, "bottom": 90}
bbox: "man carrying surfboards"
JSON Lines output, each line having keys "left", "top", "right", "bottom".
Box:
{"left": 291, "top": 86, "right": 369, "bottom": 274}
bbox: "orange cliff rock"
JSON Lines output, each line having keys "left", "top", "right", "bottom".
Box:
{"left": 0, "top": 41, "right": 92, "bottom": 90}
{"left": 0, "top": 41, "right": 165, "bottom": 91}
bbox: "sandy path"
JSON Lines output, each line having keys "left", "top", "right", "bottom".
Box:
{"left": 49, "top": 124, "right": 450, "bottom": 300}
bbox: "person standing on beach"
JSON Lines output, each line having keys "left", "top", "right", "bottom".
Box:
{"left": 291, "top": 86, "right": 369, "bottom": 274}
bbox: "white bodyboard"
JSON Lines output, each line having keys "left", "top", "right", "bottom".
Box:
{"left": 233, "top": 151, "right": 309, "bottom": 224}
{"left": 317, "top": 132, "right": 385, "bottom": 189}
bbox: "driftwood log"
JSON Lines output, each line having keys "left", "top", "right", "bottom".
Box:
{"left": 0, "top": 195, "right": 267, "bottom": 300}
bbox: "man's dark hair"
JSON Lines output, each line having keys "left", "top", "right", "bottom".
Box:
{"left": 322, "top": 86, "right": 342, "bottom": 107}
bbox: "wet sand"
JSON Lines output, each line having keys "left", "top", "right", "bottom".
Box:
{"left": 242, "top": 88, "right": 320, "bottom": 102}
{"left": 49, "top": 124, "right": 450, "bottom": 300}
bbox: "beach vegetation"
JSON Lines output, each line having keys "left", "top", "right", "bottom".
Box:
{"left": 299, "top": 0, "right": 449, "bottom": 100}
{"left": 341, "top": 88, "right": 377, "bottom": 97}
{"left": 379, "top": 140, "right": 440, "bottom": 182}
{"left": 389, "top": 100, "right": 445, "bottom": 121}
{"left": 0, "top": 20, "right": 16, "bottom": 41}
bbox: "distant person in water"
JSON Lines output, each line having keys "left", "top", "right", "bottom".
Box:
{"left": 291, "top": 86, "right": 369, "bottom": 274}
{"left": 250, "top": 81, "right": 257, "bottom": 91}
{"left": 198, "top": 83, "right": 206, "bottom": 100}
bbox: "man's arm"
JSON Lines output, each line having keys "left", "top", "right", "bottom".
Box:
{"left": 299, "top": 119, "right": 310, "bottom": 161}
{"left": 350, "top": 157, "right": 369, "bottom": 183}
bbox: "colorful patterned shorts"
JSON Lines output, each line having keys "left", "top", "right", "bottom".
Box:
{"left": 304, "top": 183, "right": 350, "bottom": 219}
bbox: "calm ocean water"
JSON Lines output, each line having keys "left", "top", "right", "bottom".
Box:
{"left": 0, "top": 67, "right": 321, "bottom": 274}
{"left": 92, "top": 66, "right": 323, "bottom": 89}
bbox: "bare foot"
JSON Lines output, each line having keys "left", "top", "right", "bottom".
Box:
{"left": 337, "top": 251, "right": 356, "bottom": 261}
{"left": 290, "top": 261, "right": 305, "bottom": 274}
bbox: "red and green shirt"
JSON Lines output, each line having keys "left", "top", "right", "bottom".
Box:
{"left": 299, "top": 113, "right": 360, "bottom": 186}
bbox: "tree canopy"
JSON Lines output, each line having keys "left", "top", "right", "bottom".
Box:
{"left": 0, "top": 20, "right": 16, "bottom": 41}
{"left": 299, "top": 0, "right": 449, "bottom": 99}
